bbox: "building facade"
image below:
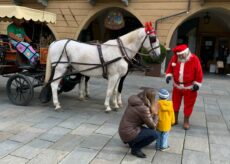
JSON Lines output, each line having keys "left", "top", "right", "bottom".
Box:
{"left": 1, "top": 0, "right": 230, "bottom": 73}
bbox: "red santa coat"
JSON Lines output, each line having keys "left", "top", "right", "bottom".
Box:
{"left": 166, "top": 53, "right": 203, "bottom": 89}
{"left": 165, "top": 53, "right": 203, "bottom": 117}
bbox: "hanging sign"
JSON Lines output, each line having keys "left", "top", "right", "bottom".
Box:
{"left": 104, "top": 10, "right": 125, "bottom": 30}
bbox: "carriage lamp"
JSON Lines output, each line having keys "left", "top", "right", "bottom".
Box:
{"left": 203, "top": 12, "right": 210, "bottom": 24}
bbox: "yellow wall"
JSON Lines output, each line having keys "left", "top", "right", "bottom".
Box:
{"left": 1, "top": 0, "right": 230, "bottom": 48}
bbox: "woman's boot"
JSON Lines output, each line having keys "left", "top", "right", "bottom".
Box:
{"left": 174, "top": 112, "right": 179, "bottom": 125}
{"left": 183, "top": 116, "right": 190, "bottom": 130}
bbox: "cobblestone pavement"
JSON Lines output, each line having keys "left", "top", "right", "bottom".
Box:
{"left": 0, "top": 73, "right": 229, "bottom": 164}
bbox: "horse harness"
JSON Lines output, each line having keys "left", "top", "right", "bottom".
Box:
{"left": 49, "top": 35, "right": 155, "bottom": 83}
{"left": 49, "top": 39, "right": 122, "bottom": 83}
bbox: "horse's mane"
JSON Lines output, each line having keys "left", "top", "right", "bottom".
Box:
{"left": 120, "top": 28, "right": 143, "bottom": 44}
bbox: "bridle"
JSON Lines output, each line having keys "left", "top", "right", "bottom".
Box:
{"left": 140, "top": 32, "right": 160, "bottom": 57}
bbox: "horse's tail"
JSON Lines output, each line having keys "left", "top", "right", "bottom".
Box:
{"left": 44, "top": 49, "right": 52, "bottom": 85}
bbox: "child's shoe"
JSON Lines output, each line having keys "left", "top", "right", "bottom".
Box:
{"left": 156, "top": 147, "right": 161, "bottom": 151}
{"left": 160, "top": 146, "right": 170, "bottom": 151}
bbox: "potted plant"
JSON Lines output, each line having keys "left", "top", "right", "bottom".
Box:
{"left": 141, "top": 44, "right": 167, "bottom": 77}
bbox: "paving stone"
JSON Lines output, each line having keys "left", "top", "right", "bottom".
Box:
{"left": 186, "top": 125, "right": 208, "bottom": 137}
{"left": 184, "top": 136, "right": 209, "bottom": 153}
{"left": 209, "top": 133, "right": 230, "bottom": 146}
{"left": 4, "top": 121, "right": 34, "bottom": 134}
{"left": 121, "top": 153, "right": 152, "bottom": 164}
{"left": 0, "top": 118, "right": 16, "bottom": 131}
{"left": 27, "top": 149, "right": 68, "bottom": 164}
{"left": 59, "top": 147, "right": 98, "bottom": 164}
{"left": 165, "top": 134, "right": 184, "bottom": 154}
{"left": 86, "top": 114, "right": 109, "bottom": 125}
{"left": 0, "top": 131, "right": 14, "bottom": 142}
{"left": 71, "top": 123, "right": 99, "bottom": 136}
{"left": 11, "top": 139, "right": 52, "bottom": 159}
{"left": 9, "top": 127, "right": 46, "bottom": 143}
{"left": 96, "top": 138, "right": 129, "bottom": 163}
{"left": 182, "top": 150, "right": 210, "bottom": 164}
{"left": 33, "top": 116, "right": 63, "bottom": 130}
{"left": 0, "top": 155, "right": 28, "bottom": 164}
{"left": 39, "top": 126, "right": 71, "bottom": 142}
{"left": 20, "top": 110, "right": 51, "bottom": 123}
{"left": 95, "top": 123, "right": 118, "bottom": 136}
{"left": 91, "top": 158, "right": 119, "bottom": 164}
{"left": 80, "top": 134, "right": 111, "bottom": 150}
{"left": 50, "top": 134, "right": 84, "bottom": 152}
{"left": 152, "top": 151, "right": 181, "bottom": 164}
{"left": 210, "top": 144, "right": 230, "bottom": 163}
{"left": 58, "top": 115, "right": 88, "bottom": 129}
{"left": 0, "top": 140, "right": 22, "bottom": 158}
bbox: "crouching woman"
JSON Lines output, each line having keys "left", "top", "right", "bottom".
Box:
{"left": 118, "top": 89, "right": 158, "bottom": 158}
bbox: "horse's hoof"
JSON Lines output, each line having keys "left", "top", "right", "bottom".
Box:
{"left": 86, "top": 94, "right": 90, "bottom": 98}
{"left": 118, "top": 103, "right": 123, "bottom": 108}
{"left": 113, "top": 108, "right": 119, "bottom": 112}
{"left": 55, "top": 106, "right": 62, "bottom": 111}
{"left": 105, "top": 107, "right": 112, "bottom": 113}
{"left": 112, "top": 105, "right": 120, "bottom": 111}
{"left": 79, "top": 97, "right": 85, "bottom": 101}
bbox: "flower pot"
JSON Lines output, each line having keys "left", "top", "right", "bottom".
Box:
{"left": 145, "top": 63, "right": 162, "bottom": 77}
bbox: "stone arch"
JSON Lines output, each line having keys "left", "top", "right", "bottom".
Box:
{"left": 74, "top": 5, "right": 145, "bottom": 39}
{"left": 47, "top": 24, "right": 58, "bottom": 40}
{"left": 165, "top": 6, "right": 230, "bottom": 48}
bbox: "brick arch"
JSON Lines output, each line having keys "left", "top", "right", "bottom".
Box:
{"left": 74, "top": 5, "right": 145, "bottom": 39}
{"left": 165, "top": 6, "right": 230, "bottom": 48}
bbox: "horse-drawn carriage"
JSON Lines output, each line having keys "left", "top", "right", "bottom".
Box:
{"left": 0, "top": 5, "right": 56, "bottom": 105}
{"left": 1, "top": 6, "right": 161, "bottom": 112}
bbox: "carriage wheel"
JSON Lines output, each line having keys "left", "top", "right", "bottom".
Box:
{"left": 6, "top": 74, "right": 34, "bottom": 106}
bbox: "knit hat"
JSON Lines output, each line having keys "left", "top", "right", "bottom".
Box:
{"left": 158, "top": 88, "right": 169, "bottom": 99}
{"left": 173, "top": 44, "right": 189, "bottom": 55}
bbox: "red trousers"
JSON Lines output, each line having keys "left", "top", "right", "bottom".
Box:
{"left": 172, "top": 87, "right": 197, "bottom": 117}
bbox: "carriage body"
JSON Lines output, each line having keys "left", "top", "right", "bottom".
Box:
{"left": 0, "top": 34, "right": 50, "bottom": 105}
{"left": 0, "top": 34, "right": 48, "bottom": 74}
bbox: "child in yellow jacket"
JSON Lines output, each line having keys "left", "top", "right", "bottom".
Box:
{"left": 155, "top": 88, "right": 175, "bottom": 151}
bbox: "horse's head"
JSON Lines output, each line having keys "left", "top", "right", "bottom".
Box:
{"left": 141, "top": 22, "right": 161, "bottom": 58}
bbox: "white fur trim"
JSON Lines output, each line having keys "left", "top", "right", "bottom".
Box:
{"left": 179, "top": 63, "right": 185, "bottom": 84}
{"left": 173, "top": 83, "right": 193, "bottom": 89}
{"left": 172, "top": 63, "right": 176, "bottom": 66}
{"left": 177, "top": 48, "right": 189, "bottom": 55}
{"left": 194, "top": 81, "right": 202, "bottom": 87}
{"left": 166, "top": 73, "right": 172, "bottom": 77}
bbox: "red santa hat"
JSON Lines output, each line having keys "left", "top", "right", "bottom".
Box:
{"left": 173, "top": 44, "right": 189, "bottom": 55}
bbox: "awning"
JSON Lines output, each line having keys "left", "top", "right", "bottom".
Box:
{"left": 0, "top": 5, "right": 56, "bottom": 23}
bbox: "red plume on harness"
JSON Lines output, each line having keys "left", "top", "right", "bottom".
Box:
{"left": 145, "top": 21, "right": 156, "bottom": 35}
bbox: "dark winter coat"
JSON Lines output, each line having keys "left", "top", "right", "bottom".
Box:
{"left": 118, "top": 89, "right": 157, "bottom": 143}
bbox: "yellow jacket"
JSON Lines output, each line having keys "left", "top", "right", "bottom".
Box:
{"left": 157, "top": 100, "right": 175, "bottom": 132}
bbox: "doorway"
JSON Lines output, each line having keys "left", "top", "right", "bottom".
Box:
{"left": 200, "top": 36, "right": 216, "bottom": 71}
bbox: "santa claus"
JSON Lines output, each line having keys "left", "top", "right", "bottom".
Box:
{"left": 165, "top": 44, "right": 203, "bottom": 130}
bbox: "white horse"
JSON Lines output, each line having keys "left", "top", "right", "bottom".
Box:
{"left": 44, "top": 22, "right": 161, "bottom": 112}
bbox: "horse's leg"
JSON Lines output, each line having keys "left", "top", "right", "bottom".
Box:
{"left": 117, "top": 71, "right": 128, "bottom": 108}
{"left": 51, "top": 67, "right": 67, "bottom": 111}
{"left": 85, "top": 76, "right": 90, "bottom": 98}
{"left": 112, "top": 77, "right": 121, "bottom": 110}
{"left": 79, "top": 75, "right": 85, "bottom": 101}
{"left": 105, "top": 74, "right": 120, "bottom": 112}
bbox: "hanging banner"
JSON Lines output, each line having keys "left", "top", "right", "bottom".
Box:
{"left": 104, "top": 10, "right": 125, "bottom": 30}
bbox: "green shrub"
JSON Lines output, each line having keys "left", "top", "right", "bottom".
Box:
{"left": 141, "top": 44, "right": 167, "bottom": 64}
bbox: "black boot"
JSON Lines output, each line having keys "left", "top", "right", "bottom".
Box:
{"left": 131, "top": 149, "right": 146, "bottom": 158}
